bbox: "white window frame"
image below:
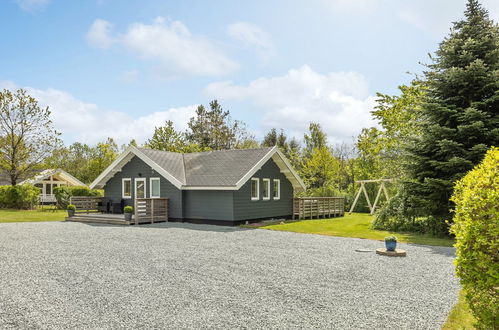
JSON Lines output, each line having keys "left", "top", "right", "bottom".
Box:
{"left": 250, "top": 178, "right": 259, "bottom": 201}
{"left": 149, "top": 177, "right": 161, "bottom": 198}
{"left": 273, "top": 179, "right": 280, "bottom": 200}
{"left": 122, "top": 178, "right": 132, "bottom": 199}
{"left": 262, "top": 178, "right": 271, "bottom": 201}
{"left": 134, "top": 178, "right": 146, "bottom": 199}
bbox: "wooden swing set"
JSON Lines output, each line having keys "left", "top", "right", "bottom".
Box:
{"left": 349, "top": 179, "right": 396, "bottom": 215}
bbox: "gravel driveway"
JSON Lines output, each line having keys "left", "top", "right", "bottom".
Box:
{"left": 0, "top": 221, "right": 459, "bottom": 329}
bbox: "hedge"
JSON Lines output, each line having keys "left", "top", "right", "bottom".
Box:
{"left": 450, "top": 147, "right": 498, "bottom": 329}
{"left": 54, "top": 186, "right": 103, "bottom": 209}
{"left": 0, "top": 184, "right": 40, "bottom": 209}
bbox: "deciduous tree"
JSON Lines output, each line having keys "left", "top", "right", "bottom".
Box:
{"left": 0, "top": 89, "right": 60, "bottom": 185}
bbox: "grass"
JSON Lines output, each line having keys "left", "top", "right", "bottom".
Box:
{"left": 442, "top": 291, "right": 476, "bottom": 330}
{"left": 258, "top": 213, "right": 454, "bottom": 247}
{"left": 0, "top": 207, "right": 66, "bottom": 223}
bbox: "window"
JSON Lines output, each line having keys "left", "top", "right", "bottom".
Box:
{"left": 262, "top": 178, "right": 270, "bottom": 200}
{"left": 273, "top": 179, "right": 280, "bottom": 200}
{"left": 150, "top": 178, "right": 161, "bottom": 198}
{"left": 251, "top": 178, "right": 259, "bottom": 200}
{"left": 122, "top": 178, "right": 131, "bottom": 198}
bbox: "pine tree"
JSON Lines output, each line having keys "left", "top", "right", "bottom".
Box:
{"left": 406, "top": 0, "right": 499, "bottom": 229}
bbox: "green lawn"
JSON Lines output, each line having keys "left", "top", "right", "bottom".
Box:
{"left": 0, "top": 208, "right": 66, "bottom": 223}
{"left": 442, "top": 291, "right": 476, "bottom": 330}
{"left": 259, "top": 213, "right": 454, "bottom": 247}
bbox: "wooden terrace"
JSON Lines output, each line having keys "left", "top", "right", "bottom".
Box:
{"left": 292, "top": 197, "right": 345, "bottom": 220}
{"left": 66, "top": 196, "right": 169, "bottom": 225}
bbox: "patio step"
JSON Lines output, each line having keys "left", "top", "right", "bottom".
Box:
{"left": 66, "top": 216, "right": 131, "bottom": 225}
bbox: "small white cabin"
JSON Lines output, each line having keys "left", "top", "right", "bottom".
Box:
{"left": 20, "top": 169, "right": 86, "bottom": 204}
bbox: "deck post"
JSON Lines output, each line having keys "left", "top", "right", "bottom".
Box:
{"left": 134, "top": 199, "right": 138, "bottom": 225}
{"left": 151, "top": 199, "right": 155, "bottom": 224}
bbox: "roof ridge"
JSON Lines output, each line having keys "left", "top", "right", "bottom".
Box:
{"left": 139, "top": 146, "right": 273, "bottom": 156}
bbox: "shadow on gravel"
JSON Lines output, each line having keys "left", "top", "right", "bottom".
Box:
{"left": 405, "top": 243, "right": 456, "bottom": 257}
{"left": 76, "top": 221, "right": 251, "bottom": 233}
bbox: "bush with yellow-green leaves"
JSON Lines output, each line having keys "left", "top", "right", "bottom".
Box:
{"left": 450, "top": 147, "right": 498, "bottom": 329}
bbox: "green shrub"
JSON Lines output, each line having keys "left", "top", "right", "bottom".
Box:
{"left": 372, "top": 187, "right": 449, "bottom": 235}
{"left": 123, "top": 206, "right": 133, "bottom": 213}
{"left": 0, "top": 184, "right": 40, "bottom": 209}
{"left": 450, "top": 147, "right": 498, "bottom": 329}
{"left": 67, "top": 204, "right": 76, "bottom": 211}
{"left": 384, "top": 236, "right": 397, "bottom": 242}
{"left": 54, "top": 186, "right": 103, "bottom": 209}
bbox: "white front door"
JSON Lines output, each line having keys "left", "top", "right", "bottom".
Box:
{"left": 135, "top": 178, "right": 146, "bottom": 199}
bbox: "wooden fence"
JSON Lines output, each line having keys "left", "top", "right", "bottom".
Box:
{"left": 292, "top": 197, "right": 345, "bottom": 220}
{"left": 134, "top": 198, "right": 169, "bottom": 225}
{"left": 70, "top": 196, "right": 103, "bottom": 214}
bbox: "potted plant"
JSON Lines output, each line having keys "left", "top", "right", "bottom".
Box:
{"left": 67, "top": 204, "right": 76, "bottom": 217}
{"left": 385, "top": 236, "right": 397, "bottom": 251}
{"left": 124, "top": 206, "right": 133, "bottom": 221}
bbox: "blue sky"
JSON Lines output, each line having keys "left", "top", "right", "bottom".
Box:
{"left": 1, "top": 0, "right": 498, "bottom": 145}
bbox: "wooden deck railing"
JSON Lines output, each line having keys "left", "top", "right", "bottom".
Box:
{"left": 70, "top": 196, "right": 103, "bottom": 214}
{"left": 134, "top": 198, "right": 169, "bottom": 225}
{"left": 292, "top": 197, "right": 345, "bottom": 220}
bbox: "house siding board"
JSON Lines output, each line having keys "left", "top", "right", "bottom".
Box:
{"left": 103, "top": 156, "right": 183, "bottom": 218}
{"left": 183, "top": 190, "right": 234, "bottom": 221}
{"left": 233, "top": 158, "right": 293, "bottom": 221}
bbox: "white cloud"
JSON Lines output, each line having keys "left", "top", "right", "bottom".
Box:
{"left": 15, "top": 0, "right": 51, "bottom": 12}
{"left": 86, "top": 17, "right": 239, "bottom": 77}
{"left": 227, "top": 22, "right": 276, "bottom": 61}
{"left": 0, "top": 81, "right": 196, "bottom": 145}
{"left": 204, "top": 65, "right": 376, "bottom": 144}
{"left": 86, "top": 19, "right": 116, "bottom": 49}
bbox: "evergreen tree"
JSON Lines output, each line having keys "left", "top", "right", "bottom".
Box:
{"left": 146, "top": 120, "right": 204, "bottom": 153}
{"left": 187, "top": 100, "right": 250, "bottom": 150}
{"left": 406, "top": 0, "right": 499, "bottom": 228}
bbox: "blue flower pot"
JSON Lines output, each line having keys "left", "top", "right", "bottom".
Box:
{"left": 385, "top": 241, "right": 397, "bottom": 251}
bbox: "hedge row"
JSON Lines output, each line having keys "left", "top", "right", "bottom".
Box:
{"left": 0, "top": 185, "right": 40, "bottom": 209}
{"left": 451, "top": 147, "right": 498, "bottom": 329}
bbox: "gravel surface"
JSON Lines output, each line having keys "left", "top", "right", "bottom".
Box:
{"left": 0, "top": 221, "right": 459, "bottom": 329}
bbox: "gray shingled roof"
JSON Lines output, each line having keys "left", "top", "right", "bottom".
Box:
{"left": 138, "top": 147, "right": 274, "bottom": 187}
{"left": 139, "top": 149, "right": 186, "bottom": 184}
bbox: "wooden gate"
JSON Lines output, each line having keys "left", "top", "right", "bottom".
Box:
{"left": 134, "top": 198, "right": 169, "bottom": 224}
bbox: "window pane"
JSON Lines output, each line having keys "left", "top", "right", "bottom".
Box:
{"left": 123, "top": 180, "right": 131, "bottom": 197}
{"left": 251, "top": 179, "right": 258, "bottom": 198}
{"left": 263, "top": 181, "right": 269, "bottom": 198}
{"left": 46, "top": 184, "right": 52, "bottom": 195}
{"left": 273, "top": 181, "right": 278, "bottom": 197}
{"left": 151, "top": 179, "right": 160, "bottom": 197}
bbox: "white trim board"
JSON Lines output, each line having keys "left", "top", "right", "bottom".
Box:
{"left": 90, "top": 146, "right": 183, "bottom": 190}
{"left": 20, "top": 169, "right": 86, "bottom": 187}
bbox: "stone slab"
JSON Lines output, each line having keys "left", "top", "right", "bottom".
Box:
{"left": 376, "top": 248, "right": 407, "bottom": 257}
